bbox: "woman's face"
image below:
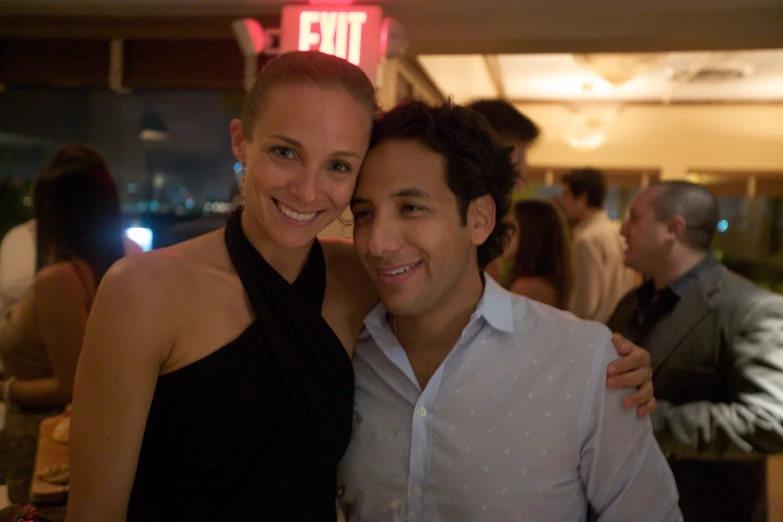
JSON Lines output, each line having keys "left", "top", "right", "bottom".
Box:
{"left": 231, "top": 84, "right": 372, "bottom": 249}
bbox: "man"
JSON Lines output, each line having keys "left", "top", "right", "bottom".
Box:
{"left": 339, "top": 101, "right": 680, "bottom": 521}
{"left": 558, "top": 168, "right": 636, "bottom": 323}
{"left": 466, "top": 100, "right": 538, "bottom": 284}
{"left": 607, "top": 181, "right": 783, "bottom": 522}
{"left": 466, "top": 99, "right": 539, "bottom": 188}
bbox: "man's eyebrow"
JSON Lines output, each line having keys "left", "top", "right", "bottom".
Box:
{"left": 350, "top": 188, "right": 430, "bottom": 207}
{"left": 391, "top": 187, "right": 430, "bottom": 200}
{"left": 267, "top": 134, "right": 362, "bottom": 159}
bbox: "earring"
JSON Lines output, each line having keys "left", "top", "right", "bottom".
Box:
{"left": 234, "top": 162, "right": 246, "bottom": 200}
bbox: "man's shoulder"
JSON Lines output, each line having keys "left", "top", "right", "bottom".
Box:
{"left": 508, "top": 292, "right": 612, "bottom": 348}
{"left": 506, "top": 295, "right": 616, "bottom": 396}
{"left": 712, "top": 267, "right": 783, "bottom": 316}
{"left": 573, "top": 221, "right": 621, "bottom": 252}
{"left": 718, "top": 267, "right": 770, "bottom": 296}
{"left": 0, "top": 219, "right": 35, "bottom": 250}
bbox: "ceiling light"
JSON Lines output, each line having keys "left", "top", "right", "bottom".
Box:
{"left": 140, "top": 108, "right": 169, "bottom": 142}
{"left": 564, "top": 103, "right": 620, "bottom": 152}
{"left": 572, "top": 53, "right": 667, "bottom": 86}
{"left": 566, "top": 130, "right": 607, "bottom": 152}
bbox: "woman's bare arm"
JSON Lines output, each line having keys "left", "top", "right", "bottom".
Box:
{"left": 66, "top": 257, "right": 175, "bottom": 522}
{"left": 14, "top": 264, "right": 90, "bottom": 407}
{"left": 509, "top": 277, "right": 559, "bottom": 308}
{"left": 3, "top": 264, "right": 92, "bottom": 408}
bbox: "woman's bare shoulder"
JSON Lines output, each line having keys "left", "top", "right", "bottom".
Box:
{"left": 35, "top": 261, "right": 95, "bottom": 301}
{"left": 36, "top": 261, "right": 87, "bottom": 285}
{"left": 321, "top": 238, "right": 379, "bottom": 314}
{"left": 165, "top": 228, "right": 233, "bottom": 268}
{"left": 95, "top": 230, "right": 227, "bottom": 305}
{"left": 122, "top": 229, "right": 229, "bottom": 276}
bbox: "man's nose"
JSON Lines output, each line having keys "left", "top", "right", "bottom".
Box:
{"left": 367, "top": 214, "right": 402, "bottom": 258}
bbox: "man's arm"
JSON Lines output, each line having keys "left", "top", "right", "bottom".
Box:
{"left": 568, "top": 237, "right": 603, "bottom": 321}
{"left": 652, "top": 292, "right": 783, "bottom": 455}
{"left": 580, "top": 329, "right": 681, "bottom": 521}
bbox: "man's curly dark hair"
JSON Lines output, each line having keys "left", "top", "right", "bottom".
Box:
{"left": 369, "top": 100, "right": 516, "bottom": 269}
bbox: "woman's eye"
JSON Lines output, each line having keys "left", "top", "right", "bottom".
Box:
{"left": 329, "top": 161, "right": 352, "bottom": 174}
{"left": 271, "top": 146, "right": 295, "bottom": 159}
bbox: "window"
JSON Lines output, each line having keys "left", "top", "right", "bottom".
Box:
{"left": 0, "top": 87, "right": 242, "bottom": 248}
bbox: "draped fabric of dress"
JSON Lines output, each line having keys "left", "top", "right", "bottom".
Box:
{"left": 128, "top": 209, "right": 355, "bottom": 521}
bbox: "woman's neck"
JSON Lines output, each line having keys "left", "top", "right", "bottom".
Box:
{"left": 239, "top": 210, "right": 313, "bottom": 284}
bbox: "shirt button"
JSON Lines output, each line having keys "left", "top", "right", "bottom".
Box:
{"left": 412, "top": 484, "right": 423, "bottom": 497}
{"left": 417, "top": 407, "right": 428, "bottom": 418}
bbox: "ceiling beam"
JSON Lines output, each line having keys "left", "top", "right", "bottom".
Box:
{"left": 508, "top": 99, "right": 783, "bottom": 106}
{"left": 2, "top": 4, "right": 781, "bottom": 54}
{"left": 0, "top": 15, "right": 280, "bottom": 41}
{"left": 483, "top": 55, "right": 506, "bottom": 99}
{"left": 399, "top": 5, "right": 783, "bottom": 54}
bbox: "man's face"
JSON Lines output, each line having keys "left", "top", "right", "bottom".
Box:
{"left": 556, "top": 184, "right": 584, "bottom": 224}
{"left": 620, "top": 186, "right": 669, "bottom": 275}
{"left": 351, "top": 139, "right": 490, "bottom": 318}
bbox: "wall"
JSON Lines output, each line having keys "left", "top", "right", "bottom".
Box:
{"left": 516, "top": 103, "right": 783, "bottom": 181}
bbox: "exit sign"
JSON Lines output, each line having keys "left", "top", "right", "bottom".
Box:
{"left": 280, "top": 5, "right": 384, "bottom": 84}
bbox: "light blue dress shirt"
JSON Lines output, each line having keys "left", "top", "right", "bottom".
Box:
{"left": 338, "top": 277, "right": 681, "bottom": 521}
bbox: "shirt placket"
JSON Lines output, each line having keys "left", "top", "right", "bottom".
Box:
{"left": 405, "top": 370, "right": 439, "bottom": 519}
{"left": 403, "top": 315, "right": 486, "bottom": 521}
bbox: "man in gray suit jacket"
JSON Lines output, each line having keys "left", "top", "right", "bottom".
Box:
{"left": 608, "top": 181, "right": 783, "bottom": 522}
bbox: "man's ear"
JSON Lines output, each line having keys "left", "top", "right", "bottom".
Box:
{"left": 576, "top": 191, "right": 590, "bottom": 209}
{"left": 467, "top": 194, "right": 496, "bottom": 247}
{"left": 666, "top": 214, "right": 687, "bottom": 242}
{"left": 230, "top": 119, "right": 248, "bottom": 166}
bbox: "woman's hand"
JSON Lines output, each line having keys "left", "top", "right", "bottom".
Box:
{"left": 607, "top": 333, "right": 657, "bottom": 417}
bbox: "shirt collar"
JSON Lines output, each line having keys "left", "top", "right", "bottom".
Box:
{"left": 359, "top": 273, "right": 516, "bottom": 343}
{"left": 478, "top": 275, "right": 516, "bottom": 333}
{"left": 668, "top": 253, "right": 717, "bottom": 297}
{"left": 573, "top": 209, "right": 609, "bottom": 234}
{"left": 636, "top": 253, "right": 717, "bottom": 303}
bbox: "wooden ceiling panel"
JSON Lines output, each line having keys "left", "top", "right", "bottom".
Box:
{"left": 0, "top": 38, "right": 109, "bottom": 87}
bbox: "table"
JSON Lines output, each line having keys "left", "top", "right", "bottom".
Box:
{"left": 29, "top": 415, "right": 68, "bottom": 521}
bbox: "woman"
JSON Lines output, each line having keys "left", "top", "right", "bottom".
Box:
{"left": 0, "top": 145, "right": 125, "bottom": 503}
{"left": 504, "top": 199, "right": 574, "bottom": 309}
{"left": 67, "top": 51, "right": 380, "bottom": 522}
{"left": 67, "top": 51, "right": 654, "bottom": 522}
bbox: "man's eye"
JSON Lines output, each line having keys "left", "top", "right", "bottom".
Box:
{"left": 352, "top": 209, "right": 371, "bottom": 221}
{"left": 401, "top": 204, "right": 424, "bottom": 213}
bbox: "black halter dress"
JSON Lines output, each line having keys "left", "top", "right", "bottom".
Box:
{"left": 127, "top": 210, "right": 355, "bottom": 521}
